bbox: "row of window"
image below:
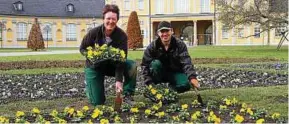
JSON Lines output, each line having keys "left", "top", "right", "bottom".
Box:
{"left": 10, "top": 23, "right": 92, "bottom": 41}
{"left": 221, "top": 26, "right": 286, "bottom": 39}
{"left": 114, "top": 0, "right": 211, "bottom": 13}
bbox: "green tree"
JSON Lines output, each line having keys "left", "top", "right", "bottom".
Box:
{"left": 127, "top": 11, "right": 143, "bottom": 50}
{"left": 27, "top": 18, "right": 45, "bottom": 51}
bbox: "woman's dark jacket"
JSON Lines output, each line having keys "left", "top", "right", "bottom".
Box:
{"left": 79, "top": 24, "right": 128, "bottom": 82}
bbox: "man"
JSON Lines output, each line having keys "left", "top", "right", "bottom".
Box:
{"left": 141, "top": 21, "right": 199, "bottom": 93}
{"left": 80, "top": 4, "right": 136, "bottom": 106}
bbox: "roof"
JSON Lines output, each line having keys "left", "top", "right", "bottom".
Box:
{"left": 0, "top": 0, "right": 105, "bottom": 18}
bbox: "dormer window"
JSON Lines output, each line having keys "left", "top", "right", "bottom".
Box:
{"left": 13, "top": 1, "right": 23, "bottom": 11}
{"left": 66, "top": 4, "right": 74, "bottom": 12}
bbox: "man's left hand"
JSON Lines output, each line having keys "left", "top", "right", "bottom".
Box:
{"left": 115, "top": 81, "right": 123, "bottom": 93}
{"left": 190, "top": 78, "right": 200, "bottom": 89}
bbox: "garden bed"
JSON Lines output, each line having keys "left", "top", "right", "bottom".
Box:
{"left": 0, "top": 66, "right": 287, "bottom": 104}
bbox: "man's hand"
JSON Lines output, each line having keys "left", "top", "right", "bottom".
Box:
{"left": 190, "top": 78, "right": 200, "bottom": 89}
{"left": 115, "top": 81, "right": 123, "bottom": 93}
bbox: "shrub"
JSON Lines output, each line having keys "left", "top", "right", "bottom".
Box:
{"left": 126, "top": 11, "right": 143, "bottom": 50}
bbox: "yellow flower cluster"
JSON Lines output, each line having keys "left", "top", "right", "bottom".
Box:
{"left": 235, "top": 114, "right": 244, "bottom": 123}
{"left": 85, "top": 44, "right": 126, "bottom": 64}
{"left": 207, "top": 111, "right": 221, "bottom": 123}
{"left": 191, "top": 111, "right": 201, "bottom": 121}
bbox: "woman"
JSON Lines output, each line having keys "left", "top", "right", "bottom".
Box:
{"left": 80, "top": 4, "right": 136, "bottom": 106}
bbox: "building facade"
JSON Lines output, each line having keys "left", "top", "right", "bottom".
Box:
{"left": 0, "top": 0, "right": 286, "bottom": 48}
{"left": 0, "top": 0, "right": 104, "bottom": 48}
{"left": 108, "top": 0, "right": 287, "bottom": 47}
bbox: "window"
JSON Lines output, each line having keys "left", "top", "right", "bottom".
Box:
{"left": 17, "top": 22, "right": 27, "bottom": 40}
{"left": 174, "top": 0, "right": 189, "bottom": 13}
{"left": 222, "top": 26, "right": 229, "bottom": 39}
{"left": 201, "top": 0, "right": 210, "bottom": 13}
{"left": 141, "top": 29, "right": 146, "bottom": 38}
{"left": 155, "top": 0, "right": 164, "bottom": 14}
{"left": 275, "top": 24, "right": 287, "bottom": 37}
{"left": 254, "top": 25, "right": 261, "bottom": 38}
{"left": 67, "top": 4, "right": 74, "bottom": 12}
{"left": 66, "top": 24, "right": 77, "bottom": 41}
{"left": 124, "top": 0, "right": 130, "bottom": 11}
{"left": 13, "top": 1, "right": 23, "bottom": 11}
{"left": 237, "top": 28, "right": 244, "bottom": 38}
{"left": 138, "top": 0, "right": 144, "bottom": 10}
{"left": 0, "top": 23, "right": 2, "bottom": 41}
{"left": 42, "top": 23, "right": 52, "bottom": 40}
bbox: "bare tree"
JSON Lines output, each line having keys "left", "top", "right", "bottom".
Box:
{"left": 216, "top": 0, "right": 288, "bottom": 44}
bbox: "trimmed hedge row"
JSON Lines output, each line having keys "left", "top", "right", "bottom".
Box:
{"left": 0, "top": 58, "right": 280, "bottom": 70}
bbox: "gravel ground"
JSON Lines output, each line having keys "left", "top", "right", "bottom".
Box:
{"left": 0, "top": 66, "right": 288, "bottom": 104}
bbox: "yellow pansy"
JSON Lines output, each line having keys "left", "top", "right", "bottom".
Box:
{"left": 95, "top": 44, "right": 99, "bottom": 48}
{"left": 173, "top": 116, "right": 180, "bottom": 121}
{"left": 185, "top": 121, "right": 193, "bottom": 124}
{"left": 58, "top": 119, "right": 67, "bottom": 124}
{"left": 45, "top": 121, "right": 51, "bottom": 124}
{"left": 194, "top": 111, "right": 201, "bottom": 116}
{"left": 182, "top": 104, "right": 188, "bottom": 110}
{"left": 156, "top": 94, "right": 162, "bottom": 100}
{"left": 86, "top": 46, "right": 93, "bottom": 50}
{"left": 156, "top": 111, "right": 165, "bottom": 118}
{"left": 87, "top": 50, "right": 93, "bottom": 59}
{"left": 220, "top": 105, "right": 227, "bottom": 110}
{"left": 151, "top": 88, "right": 157, "bottom": 95}
{"left": 224, "top": 98, "right": 231, "bottom": 106}
{"left": 88, "top": 119, "right": 93, "bottom": 124}
{"left": 242, "top": 103, "right": 247, "bottom": 108}
{"left": 191, "top": 114, "right": 198, "bottom": 121}
{"left": 246, "top": 108, "right": 253, "bottom": 115}
{"left": 214, "top": 117, "right": 221, "bottom": 123}
{"left": 232, "top": 97, "right": 238, "bottom": 104}
{"left": 148, "top": 85, "right": 152, "bottom": 89}
{"left": 235, "top": 114, "right": 244, "bottom": 123}
{"left": 164, "top": 89, "right": 169, "bottom": 94}
{"left": 50, "top": 109, "right": 58, "bottom": 117}
{"left": 16, "top": 111, "right": 25, "bottom": 117}
{"left": 100, "top": 44, "right": 107, "bottom": 50}
{"left": 91, "top": 108, "right": 103, "bottom": 119}
{"left": 82, "top": 106, "right": 89, "bottom": 112}
{"left": 64, "top": 107, "right": 70, "bottom": 113}
{"left": 68, "top": 108, "right": 75, "bottom": 115}
{"left": 240, "top": 108, "right": 245, "bottom": 113}
{"left": 192, "top": 100, "right": 199, "bottom": 105}
{"left": 152, "top": 105, "right": 159, "bottom": 111}
{"left": 114, "top": 116, "right": 122, "bottom": 123}
{"left": 76, "top": 111, "right": 84, "bottom": 117}
{"left": 32, "top": 107, "right": 40, "bottom": 114}
{"left": 145, "top": 109, "right": 151, "bottom": 115}
{"left": 100, "top": 119, "right": 109, "bottom": 124}
{"left": 130, "top": 108, "right": 139, "bottom": 113}
{"left": 271, "top": 113, "right": 280, "bottom": 119}
{"left": 120, "top": 50, "right": 126, "bottom": 59}
{"left": 256, "top": 118, "right": 265, "bottom": 124}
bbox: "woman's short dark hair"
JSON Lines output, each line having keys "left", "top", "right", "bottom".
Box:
{"left": 102, "top": 4, "right": 120, "bottom": 20}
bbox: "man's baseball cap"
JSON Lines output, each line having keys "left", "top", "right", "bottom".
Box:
{"left": 157, "top": 21, "right": 171, "bottom": 32}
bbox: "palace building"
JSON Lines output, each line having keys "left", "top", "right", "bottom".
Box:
{"left": 0, "top": 0, "right": 286, "bottom": 48}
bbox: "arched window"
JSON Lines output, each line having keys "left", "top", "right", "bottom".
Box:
{"left": 42, "top": 23, "right": 52, "bottom": 40}
{"left": 17, "top": 22, "right": 27, "bottom": 41}
{"left": 66, "top": 24, "right": 77, "bottom": 41}
{"left": 67, "top": 4, "right": 74, "bottom": 12}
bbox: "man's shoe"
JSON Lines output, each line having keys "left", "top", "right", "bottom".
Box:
{"left": 123, "top": 95, "right": 135, "bottom": 105}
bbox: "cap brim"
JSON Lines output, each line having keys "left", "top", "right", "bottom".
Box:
{"left": 157, "top": 27, "right": 171, "bottom": 32}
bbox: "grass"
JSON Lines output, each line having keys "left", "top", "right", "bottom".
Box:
{"left": 0, "top": 47, "right": 78, "bottom": 52}
{"left": 0, "top": 68, "right": 83, "bottom": 75}
{"left": 0, "top": 46, "right": 287, "bottom": 62}
{"left": 0, "top": 85, "right": 287, "bottom": 118}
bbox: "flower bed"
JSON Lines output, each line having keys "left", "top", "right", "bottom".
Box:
{"left": 0, "top": 97, "right": 286, "bottom": 123}
{"left": 0, "top": 66, "right": 287, "bottom": 104}
{"left": 228, "top": 63, "right": 288, "bottom": 70}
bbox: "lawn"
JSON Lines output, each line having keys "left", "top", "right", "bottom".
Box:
{"left": 0, "top": 46, "right": 287, "bottom": 62}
